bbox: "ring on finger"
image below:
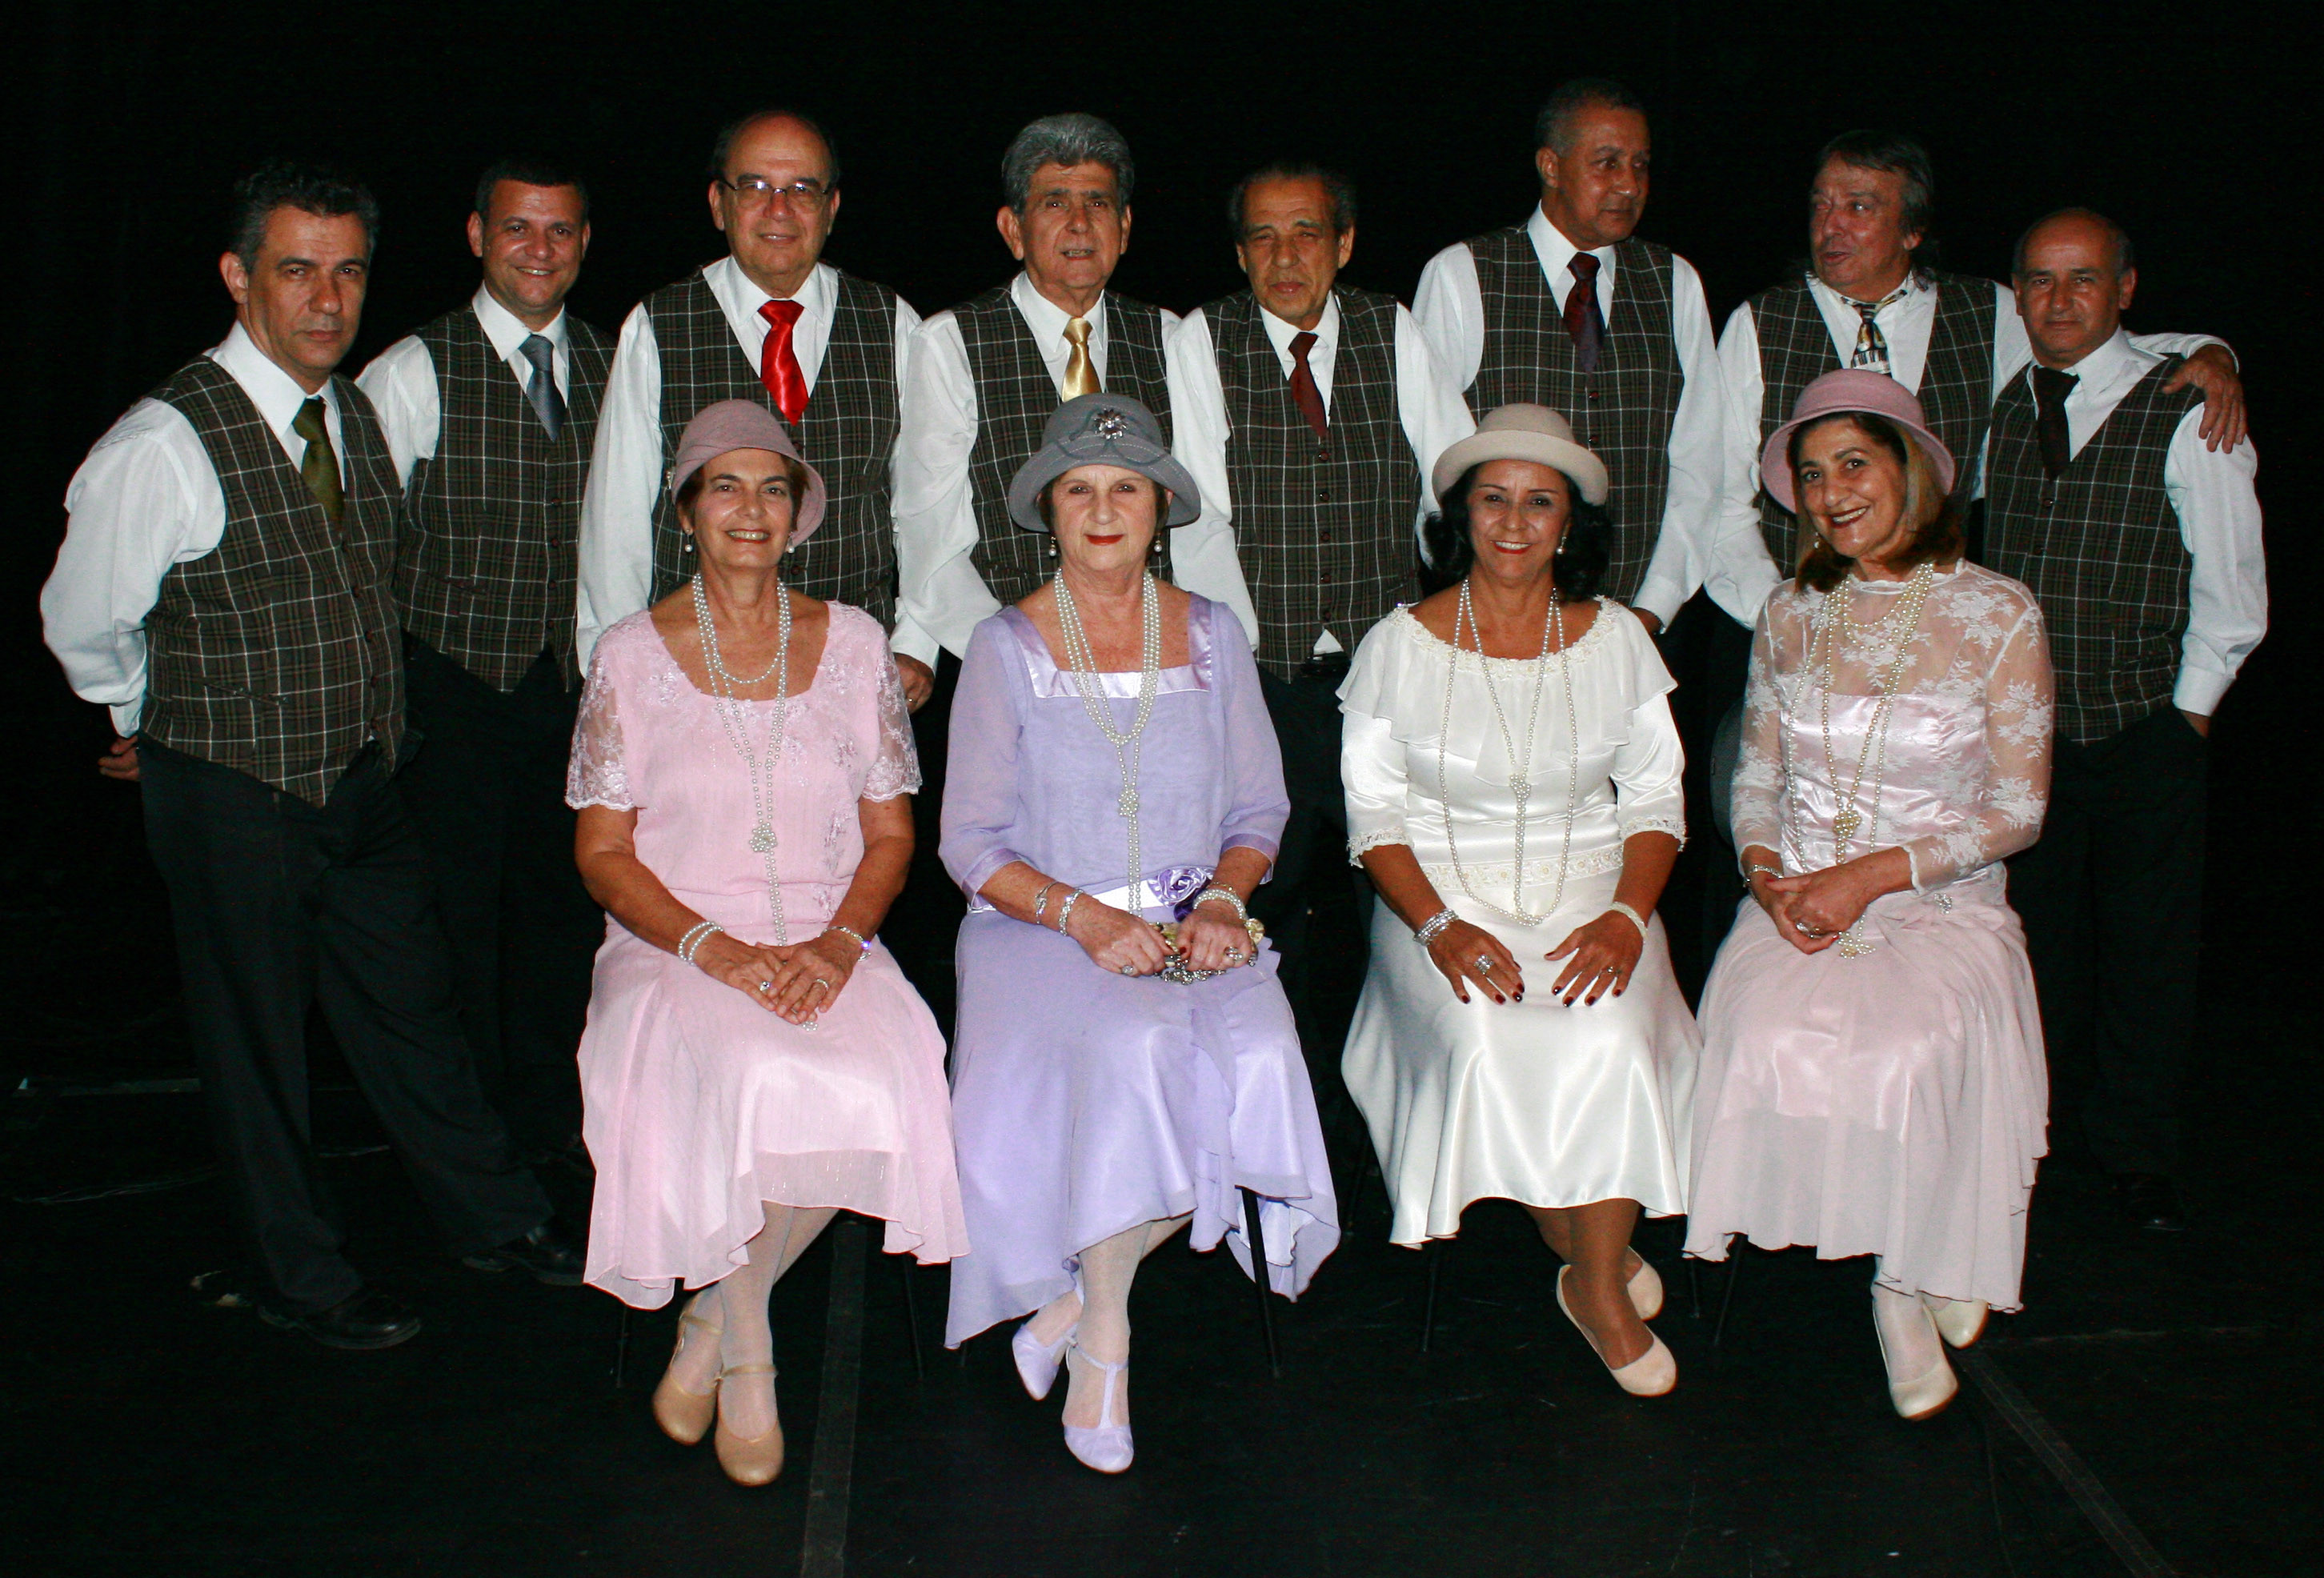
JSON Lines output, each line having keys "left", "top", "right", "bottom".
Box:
{"left": 756, "top": 980, "right": 774, "bottom": 994}
{"left": 1476, "top": 955, "right": 1494, "bottom": 973}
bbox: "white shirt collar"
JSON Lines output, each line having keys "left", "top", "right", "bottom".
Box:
{"left": 710, "top": 254, "right": 835, "bottom": 321}
{"left": 471, "top": 282, "right": 567, "bottom": 362}
{"left": 1525, "top": 205, "right": 1615, "bottom": 290}
{"left": 1258, "top": 290, "right": 1340, "bottom": 356}
{"left": 2043, "top": 326, "right": 2151, "bottom": 397}
{"left": 1807, "top": 267, "right": 1925, "bottom": 312}
{"left": 1010, "top": 270, "right": 1107, "bottom": 346}
{"left": 210, "top": 321, "right": 335, "bottom": 443}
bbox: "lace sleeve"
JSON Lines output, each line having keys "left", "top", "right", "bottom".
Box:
{"left": 862, "top": 645, "right": 924, "bottom": 802}
{"left": 566, "top": 643, "right": 634, "bottom": 811}
{"left": 1902, "top": 597, "right": 2054, "bottom": 887}
{"left": 1729, "top": 599, "right": 1790, "bottom": 863}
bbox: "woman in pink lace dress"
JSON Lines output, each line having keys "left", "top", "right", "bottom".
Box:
{"left": 1685, "top": 373, "right": 2054, "bottom": 1422}
{"left": 567, "top": 403, "right": 965, "bottom": 1485}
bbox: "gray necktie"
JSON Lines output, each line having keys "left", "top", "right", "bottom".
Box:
{"left": 521, "top": 334, "right": 566, "bottom": 440}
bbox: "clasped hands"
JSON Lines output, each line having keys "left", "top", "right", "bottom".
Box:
{"left": 1427, "top": 911, "right": 1645, "bottom": 1007}
{"left": 695, "top": 928, "right": 862, "bottom": 1022}
{"left": 1750, "top": 861, "right": 1881, "bottom": 954}
{"left": 1068, "top": 895, "right": 1253, "bottom": 978}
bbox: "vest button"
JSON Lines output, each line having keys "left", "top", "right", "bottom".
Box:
{"left": 1320, "top": 571, "right": 1332, "bottom": 583}
{"left": 1320, "top": 530, "right": 1332, "bottom": 543}
{"left": 1315, "top": 489, "right": 1330, "bottom": 503}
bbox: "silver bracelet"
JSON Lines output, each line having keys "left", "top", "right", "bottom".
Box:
{"left": 1606, "top": 901, "right": 1649, "bottom": 940}
{"left": 823, "top": 923, "right": 870, "bottom": 953}
{"left": 1192, "top": 886, "right": 1247, "bottom": 923}
{"left": 1054, "top": 889, "right": 1084, "bottom": 935}
{"left": 1032, "top": 881, "right": 1056, "bottom": 926}
{"left": 1413, "top": 907, "right": 1457, "bottom": 946}
{"left": 1742, "top": 861, "right": 1783, "bottom": 889}
{"left": 676, "top": 920, "right": 723, "bottom": 963}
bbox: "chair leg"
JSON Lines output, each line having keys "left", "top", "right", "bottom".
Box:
{"left": 1241, "top": 1187, "right": 1282, "bottom": 1379}
{"left": 612, "top": 1305, "right": 633, "bottom": 1391}
{"left": 1687, "top": 1256, "right": 1702, "bottom": 1322}
{"left": 1419, "top": 1237, "right": 1451, "bottom": 1353}
{"left": 1713, "top": 1233, "right": 1746, "bottom": 1348}
{"left": 900, "top": 1256, "right": 927, "bottom": 1381}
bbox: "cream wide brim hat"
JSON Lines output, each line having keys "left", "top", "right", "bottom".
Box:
{"left": 1429, "top": 403, "right": 1610, "bottom": 507}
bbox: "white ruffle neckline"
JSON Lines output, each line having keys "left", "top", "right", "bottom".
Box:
{"left": 1393, "top": 596, "right": 1619, "bottom": 672}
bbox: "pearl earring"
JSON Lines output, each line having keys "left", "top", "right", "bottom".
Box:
{"left": 1048, "top": 535, "right": 1059, "bottom": 559}
{"left": 681, "top": 532, "right": 696, "bottom": 553}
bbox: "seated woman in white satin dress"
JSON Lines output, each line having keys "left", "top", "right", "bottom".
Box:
{"left": 1340, "top": 404, "right": 1698, "bottom": 1398}
{"left": 1684, "top": 371, "right": 2054, "bottom": 1421}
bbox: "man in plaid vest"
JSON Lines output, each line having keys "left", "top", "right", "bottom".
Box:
{"left": 1707, "top": 131, "right": 2245, "bottom": 623}
{"left": 42, "top": 163, "right": 580, "bottom": 1352}
{"left": 1167, "top": 161, "right": 1472, "bottom": 1081}
{"left": 358, "top": 157, "right": 611, "bottom": 1158}
{"left": 1412, "top": 78, "right": 1721, "bottom": 637}
{"left": 575, "top": 110, "right": 920, "bottom": 676}
{"left": 1986, "top": 211, "right": 2264, "bottom": 1235}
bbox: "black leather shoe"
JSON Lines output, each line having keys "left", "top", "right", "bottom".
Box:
{"left": 463, "top": 1221, "right": 586, "bottom": 1285}
{"left": 2114, "top": 1172, "right": 2188, "bottom": 1233}
{"left": 259, "top": 1290, "right": 423, "bottom": 1350}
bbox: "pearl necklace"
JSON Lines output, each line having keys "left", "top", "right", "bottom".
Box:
{"left": 1437, "top": 580, "right": 1581, "bottom": 927}
{"left": 693, "top": 574, "right": 794, "bottom": 947}
{"left": 1053, "top": 571, "right": 1164, "bottom": 904}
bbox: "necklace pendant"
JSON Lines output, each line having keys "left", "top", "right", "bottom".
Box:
{"left": 1833, "top": 806, "right": 1861, "bottom": 844}
{"left": 1116, "top": 787, "right": 1140, "bottom": 819}
{"left": 749, "top": 823, "right": 779, "bottom": 854}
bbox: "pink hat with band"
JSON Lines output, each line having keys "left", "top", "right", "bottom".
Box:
{"left": 669, "top": 399, "right": 829, "bottom": 544}
{"left": 1759, "top": 370, "right": 1957, "bottom": 514}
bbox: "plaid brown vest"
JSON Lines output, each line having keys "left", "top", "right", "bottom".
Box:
{"left": 955, "top": 286, "right": 1174, "bottom": 607}
{"left": 401, "top": 304, "right": 611, "bottom": 688}
{"left": 1208, "top": 286, "right": 1421, "bottom": 680}
{"left": 146, "top": 357, "right": 407, "bottom": 806}
{"left": 1749, "top": 270, "right": 1996, "bottom": 568}
{"left": 1464, "top": 229, "right": 1682, "bottom": 602}
{"left": 1984, "top": 357, "right": 2199, "bottom": 743}
{"left": 643, "top": 266, "right": 904, "bottom": 627}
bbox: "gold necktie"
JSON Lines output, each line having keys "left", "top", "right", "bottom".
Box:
{"left": 1061, "top": 316, "right": 1098, "bottom": 399}
{"left": 292, "top": 397, "right": 343, "bottom": 524}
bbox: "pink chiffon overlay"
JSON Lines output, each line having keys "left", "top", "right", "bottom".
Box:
{"left": 567, "top": 604, "right": 968, "bottom": 1309}
{"left": 1685, "top": 564, "right": 2054, "bottom": 1308}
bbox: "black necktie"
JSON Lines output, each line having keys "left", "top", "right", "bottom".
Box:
{"left": 2031, "top": 366, "right": 2078, "bottom": 480}
{"left": 1563, "top": 253, "right": 1605, "bottom": 373}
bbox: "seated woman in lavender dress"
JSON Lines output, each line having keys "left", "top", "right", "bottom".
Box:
{"left": 1685, "top": 373, "right": 2054, "bottom": 1421}
{"left": 568, "top": 403, "right": 966, "bottom": 1487}
{"left": 940, "top": 395, "right": 1339, "bottom": 1475}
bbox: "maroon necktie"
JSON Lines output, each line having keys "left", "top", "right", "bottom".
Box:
{"left": 1563, "top": 253, "right": 1605, "bottom": 373}
{"left": 758, "top": 299, "right": 808, "bottom": 425}
{"left": 1288, "top": 330, "right": 1328, "bottom": 439}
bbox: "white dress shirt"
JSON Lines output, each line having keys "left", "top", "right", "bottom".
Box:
{"left": 892, "top": 272, "right": 1183, "bottom": 666}
{"left": 1164, "top": 293, "right": 1476, "bottom": 654}
{"left": 356, "top": 285, "right": 572, "bottom": 487}
{"left": 2020, "top": 329, "right": 2265, "bottom": 715}
{"left": 574, "top": 256, "right": 922, "bottom": 664}
{"left": 1411, "top": 205, "right": 1726, "bottom": 627}
{"left": 1709, "top": 273, "right": 2230, "bottom": 626}
{"left": 43, "top": 323, "right": 350, "bottom": 735}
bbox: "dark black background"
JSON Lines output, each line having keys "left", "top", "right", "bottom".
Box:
{"left": 5, "top": 0, "right": 2310, "bottom": 1080}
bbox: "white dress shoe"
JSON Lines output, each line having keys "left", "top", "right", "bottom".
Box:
{"left": 1012, "top": 1274, "right": 1083, "bottom": 1400}
{"left": 1626, "top": 1251, "right": 1663, "bottom": 1320}
{"left": 1918, "top": 1292, "right": 1989, "bottom": 1350}
{"left": 1873, "top": 1285, "right": 1957, "bottom": 1420}
{"left": 1060, "top": 1340, "right": 1133, "bottom": 1473}
{"left": 1557, "top": 1266, "right": 1677, "bottom": 1397}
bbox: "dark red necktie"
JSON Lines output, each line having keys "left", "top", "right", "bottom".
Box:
{"left": 2032, "top": 366, "right": 2078, "bottom": 479}
{"left": 758, "top": 299, "right": 808, "bottom": 425}
{"left": 1288, "top": 330, "right": 1328, "bottom": 439}
{"left": 1563, "top": 252, "right": 1605, "bottom": 373}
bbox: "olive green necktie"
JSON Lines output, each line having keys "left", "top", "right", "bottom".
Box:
{"left": 292, "top": 397, "right": 343, "bottom": 524}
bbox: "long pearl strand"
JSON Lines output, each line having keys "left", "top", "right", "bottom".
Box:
{"left": 1437, "top": 579, "right": 1581, "bottom": 927}
{"left": 693, "top": 574, "right": 794, "bottom": 948}
{"left": 1053, "top": 571, "right": 1164, "bottom": 904}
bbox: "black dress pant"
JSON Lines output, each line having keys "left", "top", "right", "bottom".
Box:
{"left": 140, "top": 740, "right": 551, "bottom": 1312}
{"left": 2005, "top": 704, "right": 2209, "bottom": 1176}
{"left": 1252, "top": 663, "right": 1370, "bottom": 1124}
{"left": 398, "top": 639, "right": 599, "bottom": 1150}
{"left": 888, "top": 649, "right": 965, "bottom": 1038}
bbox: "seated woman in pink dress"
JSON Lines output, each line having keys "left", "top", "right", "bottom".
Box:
{"left": 1685, "top": 373, "right": 2054, "bottom": 1421}
{"left": 567, "top": 402, "right": 967, "bottom": 1486}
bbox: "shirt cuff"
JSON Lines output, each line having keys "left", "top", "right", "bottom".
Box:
{"left": 1630, "top": 576, "right": 1688, "bottom": 628}
{"left": 111, "top": 699, "right": 143, "bottom": 737}
{"left": 2173, "top": 667, "right": 2230, "bottom": 717}
{"left": 888, "top": 619, "right": 941, "bottom": 671}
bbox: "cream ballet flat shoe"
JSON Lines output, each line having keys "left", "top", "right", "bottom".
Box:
{"left": 712, "top": 1363, "right": 784, "bottom": 1485}
{"left": 1919, "top": 1292, "right": 1989, "bottom": 1350}
{"left": 1625, "top": 1250, "right": 1664, "bottom": 1320}
{"left": 651, "top": 1310, "right": 723, "bottom": 1445}
{"left": 1060, "top": 1340, "right": 1134, "bottom": 1474}
{"left": 1557, "top": 1266, "right": 1677, "bottom": 1397}
{"left": 1873, "top": 1289, "right": 1957, "bottom": 1421}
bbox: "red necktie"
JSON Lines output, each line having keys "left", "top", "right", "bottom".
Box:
{"left": 1562, "top": 253, "right": 1605, "bottom": 373}
{"left": 1288, "top": 331, "right": 1328, "bottom": 439}
{"left": 758, "top": 299, "right": 808, "bottom": 425}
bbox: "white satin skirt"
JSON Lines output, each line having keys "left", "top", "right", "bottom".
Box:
{"left": 1344, "top": 867, "right": 1701, "bottom": 1247}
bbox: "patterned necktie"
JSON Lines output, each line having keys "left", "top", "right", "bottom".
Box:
{"left": 1846, "top": 280, "right": 1913, "bottom": 375}
{"left": 291, "top": 397, "right": 343, "bottom": 524}
{"left": 2031, "top": 366, "right": 2079, "bottom": 479}
{"left": 758, "top": 298, "right": 809, "bottom": 424}
{"left": 1562, "top": 252, "right": 1605, "bottom": 373}
{"left": 1062, "top": 316, "right": 1098, "bottom": 399}
{"left": 1288, "top": 330, "right": 1328, "bottom": 439}
{"left": 520, "top": 333, "right": 566, "bottom": 440}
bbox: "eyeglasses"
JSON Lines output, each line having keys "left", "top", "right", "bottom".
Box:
{"left": 719, "top": 177, "right": 833, "bottom": 208}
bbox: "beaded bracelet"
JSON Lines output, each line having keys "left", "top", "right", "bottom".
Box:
{"left": 1741, "top": 861, "right": 1783, "bottom": 889}
{"left": 1054, "top": 889, "right": 1085, "bottom": 936}
{"left": 676, "top": 920, "right": 724, "bottom": 964}
{"left": 1606, "top": 901, "right": 1649, "bottom": 940}
{"left": 1412, "top": 907, "right": 1457, "bottom": 946}
{"left": 1192, "top": 887, "right": 1248, "bottom": 923}
{"left": 823, "top": 923, "right": 871, "bottom": 953}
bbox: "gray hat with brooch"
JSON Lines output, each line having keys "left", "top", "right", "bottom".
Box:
{"left": 1006, "top": 392, "right": 1202, "bottom": 531}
